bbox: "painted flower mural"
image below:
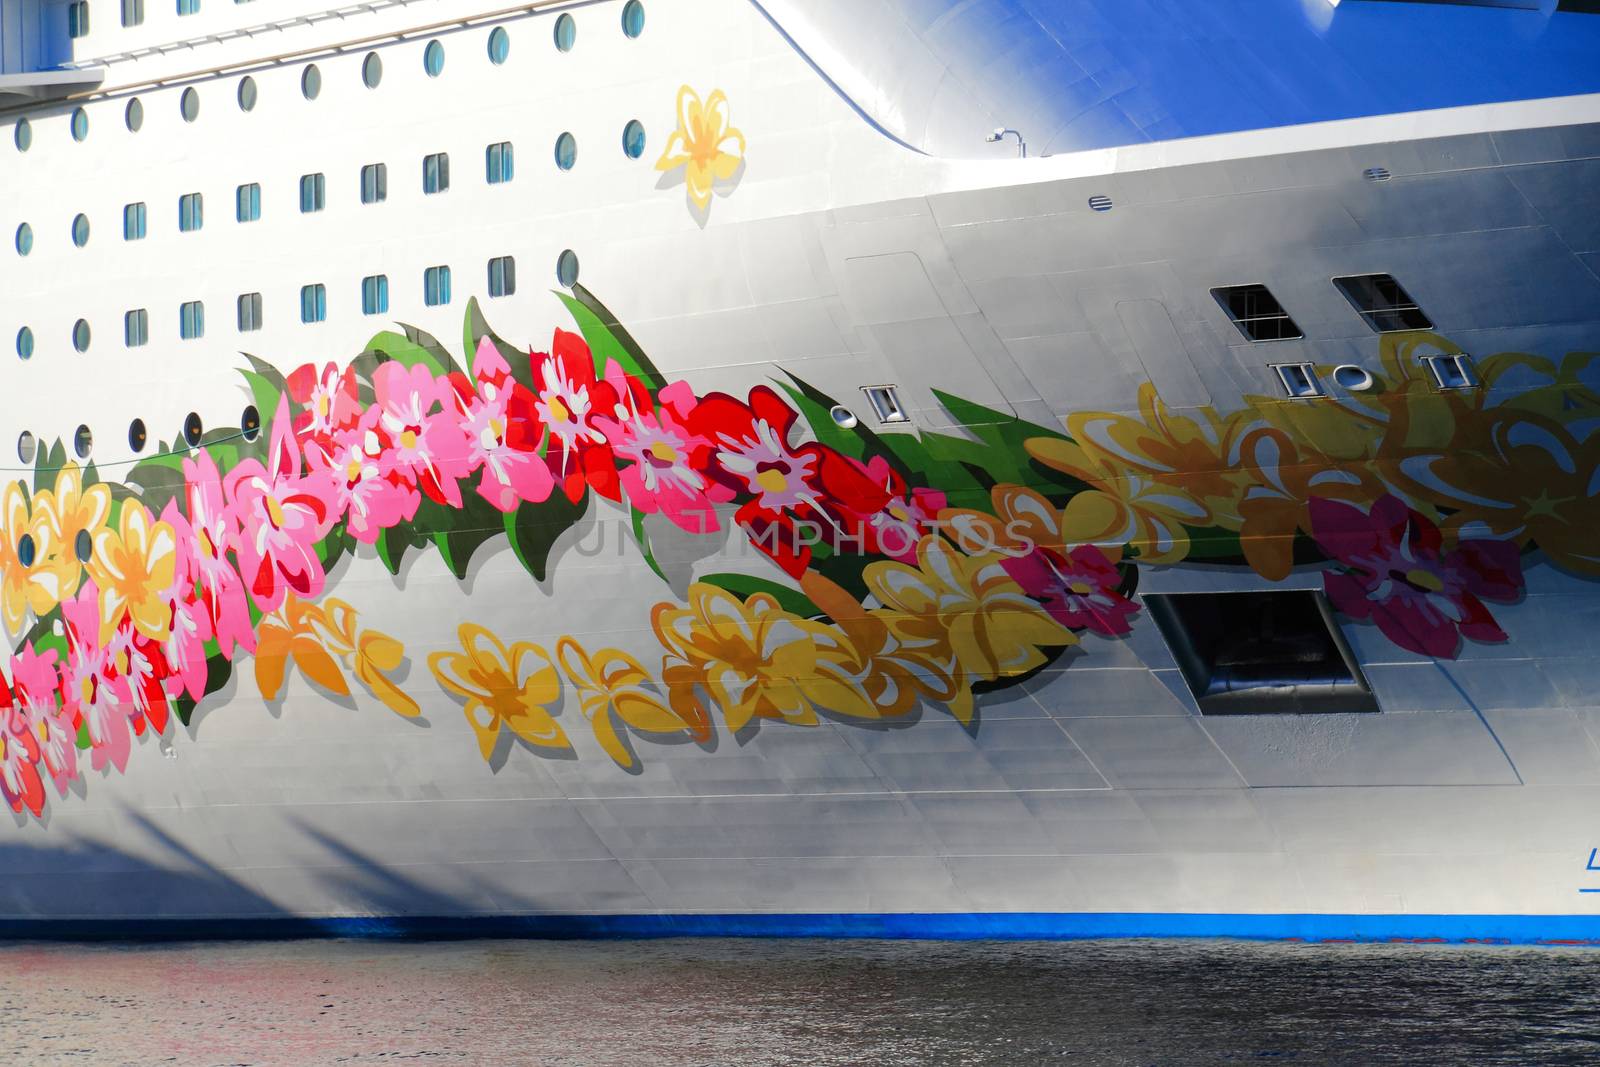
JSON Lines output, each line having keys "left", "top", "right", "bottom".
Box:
{"left": 655, "top": 85, "right": 746, "bottom": 217}
{"left": 0, "top": 278, "right": 1595, "bottom": 822}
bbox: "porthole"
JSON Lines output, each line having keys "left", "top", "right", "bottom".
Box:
{"left": 238, "top": 75, "right": 257, "bottom": 112}
{"left": 180, "top": 87, "right": 200, "bottom": 122}
{"left": 16, "top": 327, "right": 33, "bottom": 361}
{"left": 74, "top": 529, "right": 92, "bottom": 563}
{"left": 362, "top": 51, "right": 383, "bottom": 89}
{"left": 14, "top": 222, "right": 32, "bottom": 256}
{"left": 240, "top": 404, "right": 261, "bottom": 441}
{"left": 621, "top": 1, "right": 645, "bottom": 38}
{"left": 554, "top": 131, "right": 576, "bottom": 170}
{"left": 302, "top": 64, "right": 322, "bottom": 101}
{"left": 71, "top": 213, "right": 90, "bottom": 248}
{"left": 128, "top": 417, "right": 147, "bottom": 452}
{"left": 487, "top": 26, "right": 510, "bottom": 64}
{"left": 13, "top": 117, "right": 31, "bottom": 152}
{"left": 17, "top": 533, "right": 35, "bottom": 569}
{"left": 423, "top": 40, "right": 445, "bottom": 77}
{"left": 73, "top": 424, "right": 92, "bottom": 459}
{"left": 622, "top": 120, "right": 646, "bottom": 159}
{"left": 183, "top": 411, "right": 203, "bottom": 447}
{"left": 553, "top": 13, "right": 576, "bottom": 52}
{"left": 72, "top": 319, "right": 91, "bottom": 353}
{"left": 16, "top": 431, "right": 35, "bottom": 466}
{"left": 70, "top": 107, "right": 89, "bottom": 142}
{"left": 556, "top": 249, "right": 579, "bottom": 287}
{"left": 125, "top": 97, "right": 143, "bottom": 132}
{"left": 829, "top": 405, "right": 857, "bottom": 429}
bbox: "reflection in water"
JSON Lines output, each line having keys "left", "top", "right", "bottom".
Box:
{"left": 0, "top": 938, "right": 1597, "bottom": 1065}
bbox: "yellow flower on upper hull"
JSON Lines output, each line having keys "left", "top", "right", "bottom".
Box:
{"left": 87, "top": 502, "right": 176, "bottom": 644}
{"left": 655, "top": 86, "right": 745, "bottom": 213}
{"left": 0, "top": 481, "right": 74, "bottom": 635}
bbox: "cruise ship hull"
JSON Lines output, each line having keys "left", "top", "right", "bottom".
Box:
{"left": 2, "top": 0, "right": 1600, "bottom": 940}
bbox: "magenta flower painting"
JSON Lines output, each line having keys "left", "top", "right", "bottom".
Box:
{"left": 1309, "top": 494, "right": 1523, "bottom": 658}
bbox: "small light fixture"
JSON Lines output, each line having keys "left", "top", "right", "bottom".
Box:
{"left": 984, "top": 127, "right": 1026, "bottom": 158}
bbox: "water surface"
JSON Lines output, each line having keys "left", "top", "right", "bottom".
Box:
{"left": 1, "top": 938, "right": 1596, "bottom": 1065}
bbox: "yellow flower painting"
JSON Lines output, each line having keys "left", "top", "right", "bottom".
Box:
{"left": 655, "top": 86, "right": 746, "bottom": 216}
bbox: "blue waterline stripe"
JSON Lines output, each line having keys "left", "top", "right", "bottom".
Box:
{"left": 3, "top": 913, "right": 1600, "bottom": 944}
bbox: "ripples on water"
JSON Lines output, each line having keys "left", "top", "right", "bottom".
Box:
{"left": 0, "top": 938, "right": 1596, "bottom": 1065}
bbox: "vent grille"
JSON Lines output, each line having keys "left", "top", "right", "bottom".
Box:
{"left": 1362, "top": 167, "right": 1392, "bottom": 183}
{"left": 1088, "top": 195, "right": 1113, "bottom": 212}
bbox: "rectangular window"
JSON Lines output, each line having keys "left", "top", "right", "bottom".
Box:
{"left": 124, "top": 308, "right": 148, "bottom": 348}
{"left": 1145, "top": 590, "right": 1376, "bottom": 715}
{"left": 237, "top": 292, "right": 262, "bottom": 332}
{"left": 121, "top": 0, "right": 144, "bottom": 27}
{"left": 235, "top": 182, "right": 261, "bottom": 223}
{"left": 424, "top": 265, "right": 452, "bottom": 307}
{"left": 361, "top": 274, "right": 389, "bottom": 316}
{"left": 178, "top": 192, "right": 203, "bottom": 233}
{"left": 1333, "top": 274, "right": 1433, "bottom": 333}
{"left": 300, "top": 284, "right": 327, "bottom": 324}
{"left": 1211, "top": 284, "right": 1302, "bottom": 342}
{"left": 177, "top": 0, "right": 200, "bottom": 15}
{"left": 423, "top": 152, "right": 450, "bottom": 195}
{"left": 179, "top": 301, "right": 205, "bottom": 341}
{"left": 299, "top": 172, "right": 325, "bottom": 214}
{"left": 360, "top": 163, "right": 388, "bottom": 205}
{"left": 123, "top": 202, "right": 146, "bottom": 241}
{"left": 68, "top": 1, "right": 89, "bottom": 37}
{"left": 485, "top": 141, "right": 514, "bottom": 185}
{"left": 487, "top": 256, "right": 516, "bottom": 298}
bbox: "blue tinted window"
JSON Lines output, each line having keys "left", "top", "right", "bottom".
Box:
{"left": 622, "top": 120, "right": 645, "bottom": 159}
{"left": 362, "top": 52, "right": 383, "bottom": 89}
{"left": 14, "top": 118, "right": 31, "bottom": 152}
{"left": 424, "top": 40, "right": 445, "bottom": 77}
{"left": 121, "top": 0, "right": 143, "bottom": 27}
{"left": 237, "top": 292, "right": 262, "bottom": 332}
{"left": 16, "top": 327, "right": 33, "bottom": 361}
{"left": 622, "top": 1, "right": 644, "bottom": 38}
{"left": 302, "top": 64, "right": 321, "bottom": 100}
{"left": 177, "top": 0, "right": 199, "bottom": 15}
{"left": 236, "top": 183, "right": 260, "bottom": 222}
{"left": 488, "top": 27, "right": 510, "bottom": 64}
{"left": 180, "top": 301, "right": 205, "bottom": 340}
{"left": 70, "top": 108, "right": 88, "bottom": 142}
{"left": 488, "top": 256, "right": 516, "bottom": 298}
{"left": 486, "top": 141, "right": 513, "bottom": 184}
{"left": 14, "top": 222, "right": 31, "bottom": 256}
{"left": 179, "top": 192, "right": 203, "bottom": 232}
{"left": 300, "top": 172, "right": 325, "bottom": 213}
{"left": 72, "top": 319, "right": 90, "bottom": 353}
{"left": 124, "top": 202, "right": 147, "bottom": 240}
{"left": 68, "top": 2, "right": 89, "bottom": 37}
{"left": 554, "top": 132, "right": 576, "bottom": 171}
{"left": 424, "top": 265, "right": 451, "bottom": 307}
{"left": 124, "top": 308, "right": 148, "bottom": 347}
{"left": 300, "top": 284, "right": 327, "bottom": 324}
{"left": 423, "top": 152, "right": 450, "bottom": 194}
{"left": 362, "top": 274, "right": 389, "bottom": 316}
{"left": 553, "top": 13, "right": 575, "bottom": 52}
{"left": 71, "top": 214, "right": 89, "bottom": 248}
{"left": 361, "top": 163, "right": 387, "bottom": 204}
{"left": 556, "top": 249, "right": 579, "bottom": 287}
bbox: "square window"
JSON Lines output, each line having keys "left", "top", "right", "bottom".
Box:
{"left": 236, "top": 183, "right": 261, "bottom": 223}
{"left": 178, "top": 192, "right": 203, "bottom": 233}
{"left": 360, "top": 163, "right": 387, "bottom": 205}
{"left": 121, "top": 0, "right": 143, "bottom": 27}
{"left": 362, "top": 274, "right": 389, "bottom": 316}
{"left": 1212, "top": 284, "right": 1302, "bottom": 342}
{"left": 1272, "top": 362, "right": 1323, "bottom": 399}
{"left": 1145, "top": 590, "right": 1377, "bottom": 714}
{"left": 1333, "top": 274, "right": 1433, "bottom": 332}
{"left": 177, "top": 0, "right": 199, "bottom": 15}
{"left": 487, "top": 256, "right": 516, "bottom": 298}
{"left": 68, "top": 1, "right": 89, "bottom": 38}
{"left": 861, "top": 384, "right": 909, "bottom": 424}
{"left": 300, "top": 283, "right": 326, "bottom": 324}
{"left": 486, "top": 142, "right": 514, "bottom": 185}
{"left": 237, "top": 292, "right": 262, "bottom": 332}
{"left": 1424, "top": 353, "right": 1477, "bottom": 390}
{"left": 124, "top": 308, "right": 148, "bottom": 347}
{"left": 423, "top": 152, "right": 450, "bottom": 195}
{"left": 180, "top": 300, "right": 205, "bottom": 340}
{"left": 299, "top": 172, "right": 325, "bottom": 213}
{"left": 123, "top": 202, "right": 146, "bottom": 241}
{"left": 424, "top": 265, "right": 452, "bottom": 306}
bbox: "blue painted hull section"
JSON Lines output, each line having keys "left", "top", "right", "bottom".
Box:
{"left": 5, "top": 913, "right": 1600, "bottom": 945}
